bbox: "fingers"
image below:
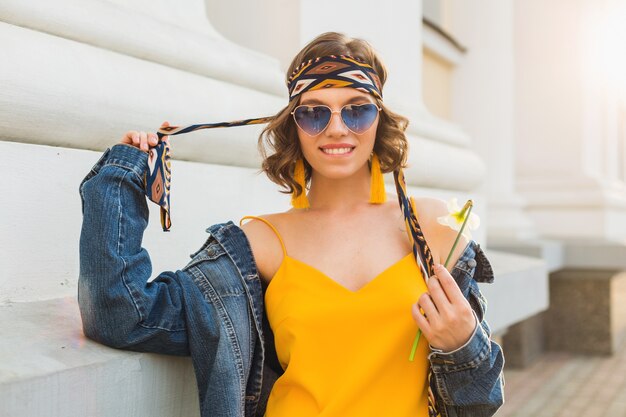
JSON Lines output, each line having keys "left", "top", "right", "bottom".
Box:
{"left": 412, "top": 265, "right": 477, "bottom": 351}
{"left": 411, "top": 302, "right": 431, "bottom": 335}
{"left": 136, "top": 131, "right": 147, "bottom": 151}
{"left": 146, "top": 133, "right": 158, "bottom": 150}
{"left": 119, "top": 129, "right": 161, "bottom": 151}
{"left": 121, "top": 130, "right": 138, "bottom": 145}
{"left": 427, "top": 276, "right": 451, "bottom": 309}
{"left": 417, "top": 292, "right": 439, "bottom": 321}
{"left": 432, "top": 264, "right": 465, "bottom": 304}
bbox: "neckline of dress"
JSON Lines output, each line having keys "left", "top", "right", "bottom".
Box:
{"left": 266, "top": 252, "right": 414, "bottom": 296}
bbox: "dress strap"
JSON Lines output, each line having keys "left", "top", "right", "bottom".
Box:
{"left": 239, "top": 215, "right": 288, "bottom": 257}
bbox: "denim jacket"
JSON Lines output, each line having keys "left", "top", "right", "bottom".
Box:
{"left": 78, "top": 144, "right": 504, "bottom": 417}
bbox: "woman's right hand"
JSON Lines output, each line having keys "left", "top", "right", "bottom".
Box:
{"left": 120, "top": 121, "right": 170, "bottom": 152}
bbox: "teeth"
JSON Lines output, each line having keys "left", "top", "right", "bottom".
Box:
{"left": 321, "top": 147, "right": 353, "bottom": 155}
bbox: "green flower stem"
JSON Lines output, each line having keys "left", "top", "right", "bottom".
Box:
{"left": 445, "top": 200, "right": 473, "bottom": 267}
{"left": 409, "top": 199, "right": 474, "bottom": 361}
{"left": 409, "top": 329, "right": 421, "bottom": 361}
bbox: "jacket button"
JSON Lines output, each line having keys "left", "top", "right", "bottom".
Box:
{"left": 467, "top": 259, "right": 477, "bottom": 268}
{"left": 207, "top": 247, "right": 216, "bottom": 256}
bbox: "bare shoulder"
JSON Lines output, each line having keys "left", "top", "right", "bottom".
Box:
{"left": 411, "top": 196, "right": 470, "bottom": 268}
{"left": 411, "top": 196, "right": 447, "bottom": 223}
{"left": 239, "top": 213, "right": 288, "bottom": 283}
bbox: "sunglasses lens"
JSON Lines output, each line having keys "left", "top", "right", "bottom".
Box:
{"left": 293, "top": 106, "right": 331, "bottom": 135}
{"left": 341, "top": 103, "right": 379, "bottom": 134}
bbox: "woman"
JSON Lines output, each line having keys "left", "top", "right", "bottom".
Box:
{"left": 78, "top": 32, "right": 504, "bottom": 417}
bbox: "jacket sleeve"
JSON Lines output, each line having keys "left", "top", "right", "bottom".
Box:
{"left": 428, "top": 242, "right": 505, "bottom": 417}
{"left": 78, "top": 144, "right": 190, "bottom": 355}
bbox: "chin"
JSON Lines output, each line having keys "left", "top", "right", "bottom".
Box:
{"left": 310, "top": 163, "right": 368, "bottom": 180}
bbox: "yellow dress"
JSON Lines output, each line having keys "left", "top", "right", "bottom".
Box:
{"left": 240, "top": 216, "right": 430, "bottom": 417}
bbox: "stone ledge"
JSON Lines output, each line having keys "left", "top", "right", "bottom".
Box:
{"left": 563, "top": 241, "right": 626, "bottom": 269}
{"left": 478, "top": 248, "right": 549, "bottom": 334}
{"left": 545, "top": 268, "right": 626, "bottom": 355}
{"left": 502, "top": 311, "right": 546, "bottom": 368}
{"left": 490, "top": 238, "right": 565, "bottom": 273}
{"left": 0, "top": 297, "right": 200, "bottom": 417}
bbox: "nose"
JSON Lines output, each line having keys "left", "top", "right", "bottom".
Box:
{"left": 325, "top": 110, "right": 349, "bottom": 136}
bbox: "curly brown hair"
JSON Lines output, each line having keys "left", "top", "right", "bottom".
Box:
{"left": 258, "top": 31, "right": 410, "bottom": 199}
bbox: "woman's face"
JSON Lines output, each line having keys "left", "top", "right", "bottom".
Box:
{"left": 295, "top": 88, "right": 379, "bottom": 181}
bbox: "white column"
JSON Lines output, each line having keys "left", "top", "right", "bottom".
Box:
{"left": 204, "top": 0, "right": 301, "bottom": 71}
{"left": 513, "top": 0, "right": 626, "bottom": 243}
{"left": 448, "top": 0, "right": 539, "bottom": 245}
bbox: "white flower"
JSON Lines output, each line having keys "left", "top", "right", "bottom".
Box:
{"left": 436, "top": 198, "right": 480, "bottom": 240}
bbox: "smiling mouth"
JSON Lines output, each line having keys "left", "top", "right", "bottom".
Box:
{"left": 319, "top": 147, "right": 355, "bottom": 155}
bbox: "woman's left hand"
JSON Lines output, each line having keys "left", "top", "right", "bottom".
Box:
{"left": 411, "top": 263, "right": 477, "bottom": 352}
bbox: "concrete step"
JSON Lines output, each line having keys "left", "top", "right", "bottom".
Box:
{"left": 0, "top": 297, "right": 200, "bottom": 417}
{"left": 479, "top": 248, "right": 549, "bottom": 333}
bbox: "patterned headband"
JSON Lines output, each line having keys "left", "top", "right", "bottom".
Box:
{"left": 286, "top": 54, "right": 383, "bottom": 100}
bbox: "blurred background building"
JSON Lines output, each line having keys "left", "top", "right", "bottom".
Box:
{"left": 1, "top": 0, "right": 625, "bottom": 415}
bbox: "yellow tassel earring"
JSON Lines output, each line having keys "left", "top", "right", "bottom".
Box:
{"left": 369, "top": 153, "right": 387, "bottom": 204}
{"left": 291, "top": 158, "right": 310, "bottom": 209}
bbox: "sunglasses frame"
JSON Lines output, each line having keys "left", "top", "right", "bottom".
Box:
{"left": 291, "top": 103, "right": 381, "bottom": 136}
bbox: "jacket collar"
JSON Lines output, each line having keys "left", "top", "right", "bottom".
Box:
{"left": 460, "top": 240, "right": 495, "bottom": 283}
{"left": 206, "top": 221, "right": 258, "bottom": 279}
